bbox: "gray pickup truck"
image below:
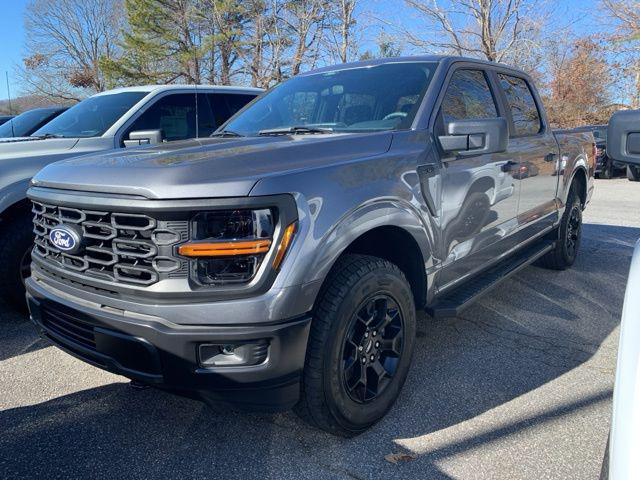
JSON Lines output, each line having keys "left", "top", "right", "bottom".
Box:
{"left": 0, "top": 85, "right": 260, "bottom": 308}
{"left": 25, "top": 56, "right": 594, "bottom": 436}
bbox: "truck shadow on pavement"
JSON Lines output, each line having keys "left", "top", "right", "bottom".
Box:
{"left": 0, "top": 223, "right": 636, "bottom": 479}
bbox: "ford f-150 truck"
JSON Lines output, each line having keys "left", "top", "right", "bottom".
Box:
{"left": 25, "top": 56, "right": 594, "bottom": 436}
{"left": 0, "top": 85, "right": 260, "bottom": 308}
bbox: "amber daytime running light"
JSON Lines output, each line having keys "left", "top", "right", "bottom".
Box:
{"left": 177, "top": 209, "right": 296, "bottom": 286}
{"left": 178, "top": 240, "right": 272, "bottom": 257}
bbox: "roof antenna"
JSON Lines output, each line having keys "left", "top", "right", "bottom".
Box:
{"left": 5, "top": 71, "right": 14, "bottom": 137}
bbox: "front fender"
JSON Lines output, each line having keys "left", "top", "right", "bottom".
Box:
{"left": 0, "top": 179, "right": 31, "bottom": 218}
{"left": 273, "top": 194, "right": 435, "bottom": 314}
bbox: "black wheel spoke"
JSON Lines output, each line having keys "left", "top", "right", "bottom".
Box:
{"left": 371, "top": 360, "right": 387, "bottom": 381}
{"left": 381, "top": 335, "right": 402, "bottom": 356}
{"left": 344, "top": 359, "right": 361, "bottom": 392}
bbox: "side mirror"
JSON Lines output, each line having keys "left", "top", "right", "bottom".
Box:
{"left": 123, "top": 130, "right": 163, "bottom": 148}
{"left": 438, "top": 118, "right": 508, "bottom": 156}
{"left": 607, "top": 110, "right": 640, "bottom": 166}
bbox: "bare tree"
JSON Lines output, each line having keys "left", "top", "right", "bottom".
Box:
{"left": 402, "top": 0, "right": 545, "bottom": 66}
{"left": 283, "top": 0, "right": 328, "bottom": 75}
{"left": 601, "top": 0, "right": 640, "bottom": 108}
{"left": 327, "top": 0, "right": 358, "bottom": 63}
{"left": 20, "top": 0, "right": 123, "bottom": 101}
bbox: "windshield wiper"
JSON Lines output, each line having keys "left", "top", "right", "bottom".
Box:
{"left": 33, "top": 133, "right": 65, "bottom": 139}
{"left": 258, "top": 126, "right": 334, "bottom": 136}
{"left": 211, "top": 129, "right": 243, "bottom": 138}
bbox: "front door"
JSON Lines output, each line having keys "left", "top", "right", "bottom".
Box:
{"left": 434, "top": 68, "right": 521, "bottom": 291}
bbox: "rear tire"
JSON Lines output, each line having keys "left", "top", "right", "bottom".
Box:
{"left": 628, "top": 165, "right": 640, "bottom": 182}
{"left": 0, "top": 215, "right": 34, "bottom": 311}
{"left": 537, "top": 185, "right": 582, "bottom": 270}
{"left": 295, "top": 254, "right": 416, "bottom": 437}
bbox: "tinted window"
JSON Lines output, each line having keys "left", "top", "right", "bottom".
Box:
{"left": 208, "top": 93, "right": 258, "bottom": 127}
{"left": 33, "top": 92, "right": 147, "bottom": 138}
{"left": 498, "top": 74, "right": 541, "bottom": 136}
{"left": 224, "top": 62, "right": 437, "bottom": 136}
{"left": 0, "top": 108, "right": 64, "bottom": 138}
{"left": 196, "top": 94, "right": 217, "bottom": 136}
{"left": 126, "top": 94, "right": 197, "bottom": 142}
{"left": 441, "top": 70, "right": 497, "bottom": 123}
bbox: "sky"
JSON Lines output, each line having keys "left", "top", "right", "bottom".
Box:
{"left": 0, "top": 0, "right": 601, "bottom": 101}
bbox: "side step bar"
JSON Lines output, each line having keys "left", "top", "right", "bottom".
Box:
{"left": 425, "top": 240, "right": 555, "bottom": 318}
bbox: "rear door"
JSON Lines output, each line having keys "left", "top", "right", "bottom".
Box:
{"left": 434, "top": 66, "right": 520, "bottom": 290}
{"left": 494, "top": 73, "right": 560, "bottom": 235}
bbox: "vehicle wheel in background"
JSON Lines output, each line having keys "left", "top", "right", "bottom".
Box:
{"left": 537, "top": 184, "right": 582, "bottom": 270}
{"left": 295, "top": 254, "right": 416, "bottom": 437}
{"left": 600, "top": 160, "right": 612, "bottom": 179}
{"left": 628, "top": 165, "right": 640, "bottom": 182}
{"left": 0, "top": 215, "right": 34, "bottom": 311}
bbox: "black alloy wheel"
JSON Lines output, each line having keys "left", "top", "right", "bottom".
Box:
{"left": 565, "top": 203, "right": 582, "bottom": 260}
{"left": 341, "top": 295, "right": 404, "bottom": 404}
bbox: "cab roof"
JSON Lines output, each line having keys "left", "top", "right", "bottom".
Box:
{"left": 301, "top": 55, "right": 529, "bottom": 78}
{"left": 93, "top": 84, "right": 264, "bottom": 97}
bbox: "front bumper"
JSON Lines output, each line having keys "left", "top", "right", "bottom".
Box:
{"left": 26, "top": 277, "right": 311, "bottom": 411}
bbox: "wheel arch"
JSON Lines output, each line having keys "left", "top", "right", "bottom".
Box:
{"left": 569, "top": 166, "right": 588, "bottom": 208}
{"left": 299, "top": 201, "right": 433, "bottom": 311}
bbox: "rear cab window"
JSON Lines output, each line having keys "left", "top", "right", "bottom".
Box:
{"left": 497, "top": 74, "right": 542, "bottom": 137}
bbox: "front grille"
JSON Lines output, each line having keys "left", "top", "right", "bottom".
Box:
{"left": 32, "top": 202, "right": 189, "bottom": 287}
{"left": 41, "top": 304, "right": 97, "bottom": 351}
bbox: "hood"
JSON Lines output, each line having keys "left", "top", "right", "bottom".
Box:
{"left": 32, "top": 132, "right": 393, "bottom": 199}
{"left": 0, "top": 137, "right": 79, "bottom": 159}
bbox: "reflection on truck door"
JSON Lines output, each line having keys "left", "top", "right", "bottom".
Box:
{"left": 436, "top": 67, "right": 520, "bottom": 290}
{"left": 497, "top": 74, "right": 560, "bottom": 234}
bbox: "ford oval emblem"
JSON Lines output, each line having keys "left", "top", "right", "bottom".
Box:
{"left": 49, "top": 225, "right": 82, "bottom": 254}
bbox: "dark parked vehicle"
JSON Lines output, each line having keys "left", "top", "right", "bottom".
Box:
{"left": 26, "top": 56, "right": 593, "bottom": 436}
{"left": 591, "top": 126, "right": 626, "bottom": 179}
{"left": 0, "top": 107, "right": 68, "bottom": 138}
{"left": 0, "top": 115, "right": 14, "bottom": 125}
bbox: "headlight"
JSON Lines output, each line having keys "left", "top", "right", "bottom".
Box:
{"left": 177, "top": 208, "right": 295, "bottom": 286}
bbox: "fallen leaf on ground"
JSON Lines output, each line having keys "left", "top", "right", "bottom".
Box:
{"left": 384, "top": 453, "right": 417, "bottom": 464}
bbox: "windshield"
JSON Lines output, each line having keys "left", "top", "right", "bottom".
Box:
{"left": 0, "top": 109, "right": 59, "bottom": 138}
{"left": 32, "top": 92, "right": 148, "bottom": 138}
{"left": 222, "top": 62, "right": 438, "bottom": 136}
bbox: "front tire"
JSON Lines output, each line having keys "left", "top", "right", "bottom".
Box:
{"left": 537, "top": 185, "right": 582, "bottom": 270}
{"left": 628, "top": 165, "right": 640, "bottom": 182}
{"left": 0, "top": 215, "right": 34, "bottom": 310}
{"left": 600, "top": 160, "right": 612, "bottom": 179}
{"left": 295, "top": 254, "right": 416, "bottom": 436}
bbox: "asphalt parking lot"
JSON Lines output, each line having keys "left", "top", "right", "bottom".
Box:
{"left": 1, "top": 178, "right": 638, "bottom": 480}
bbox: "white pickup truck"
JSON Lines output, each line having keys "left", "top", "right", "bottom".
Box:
{"left": 0, "top": 84, "right": 261, "bottom": 308}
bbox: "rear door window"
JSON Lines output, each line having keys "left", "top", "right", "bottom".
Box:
{"left": 441, "top": 69, "right": 498, "bottom": 123}
{"left": 196, "top": 94, "right": 217, "bottom": 137}
{"left": 497, "top": 74, "right": 542, "bottom": 136}
{"left": 208, "top": 93, "right": 258, "bottom": 128}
